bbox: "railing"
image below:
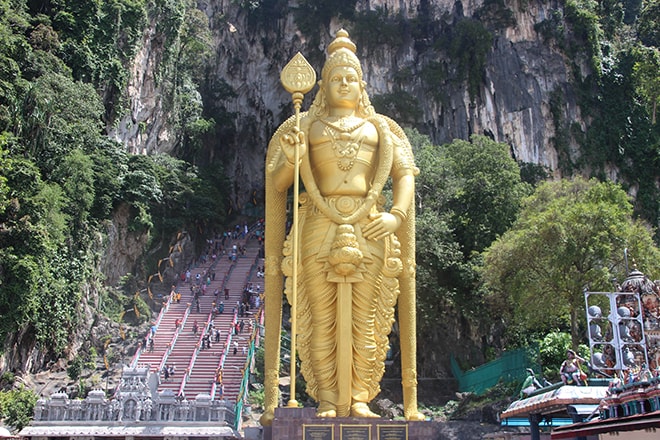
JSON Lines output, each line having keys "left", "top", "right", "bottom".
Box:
{"left": 232, "top": 306, "right": 264, "bottom": 431}
{"left": 156, "top": 303, "right": 191, "bottom": 374}
{"left": 129, "top": 288, "right": 175, "bottom": 367}
{"left": 34, "top": 389, "right": 237, "bottom": 424}
{"left": 178, "top": 309, "right": 214, "bottom": 397}
{"left": 210, "top": 310, "right": 239, "bottom": 400}
{"left": 451, "top": 346, "right": 539, "bottom": 395}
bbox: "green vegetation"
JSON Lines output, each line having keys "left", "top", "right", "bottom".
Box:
{"left": 633, "top": 45, "right": 660, "bottom": 124}
{"left": 293, "top": 0, "right": 356, "bottom": 37}
{"left": 348, "top": 8, "right": 405, "bottom": 48}
{"left": 420, "top": 61, "right": 449, "bottom": 102}
{"left": 408, "top": 132, "right": 534, "bottom": 375}
{"left": 564, "top": 0, "right": 603, "bottom": 73}
{"left": 410, "top": 129, "right": 659, "bottom": 375}
{"left": 450, "top": 381, "right": 518, "bottom": 418}
{"left": 0, "top": 387, "right": 37, "bottom": 432}
{"left": 292, "top": 0, "right": 357, "bottom": 63}
{"left": 538, "top": 331, "right": 589, "bottom": 381}
{"left": 248, "top": 387, "right": 265, "bottom": 410}
{"left": 548, "top": 87, "right": 573, "bottom": 173}
{"left": 475, "top": 0, "right": 517, "bottom": 30}
{"left": 534, "top": 0, "right": 660, "bottom": 240}
{"left": 0, "top": 0, "right": 228, "bottom": 360}
{"left": 446, "top": 19, "right": 493, "bottom": 102}
{"left": 371, "top": 91, "right": 423, "bottom": 124}
{"left": 0, "top": 0, "right": 657, "bottom": 411}
{"left": 482, "top": 178, "right": 660, "bottom": 349}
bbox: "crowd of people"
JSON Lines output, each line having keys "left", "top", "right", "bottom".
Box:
{"left": 136, "top": 220, "right": 266, "bottom": 389}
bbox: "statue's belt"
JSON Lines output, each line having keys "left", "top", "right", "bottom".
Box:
{"left": 302, "top": 194, "right": 376, "bottom": 218}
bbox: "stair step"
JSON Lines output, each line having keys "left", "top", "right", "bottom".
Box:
{"left": 135, "top": 239, "right": 263, "bottom": 403}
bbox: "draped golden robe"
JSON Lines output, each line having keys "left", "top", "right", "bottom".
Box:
{"left": 262, "top": 111, "right": 420, "bottom": 420}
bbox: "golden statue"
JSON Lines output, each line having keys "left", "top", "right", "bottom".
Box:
{"left": 261, "top": 29, "right": 423, "bottom": 424}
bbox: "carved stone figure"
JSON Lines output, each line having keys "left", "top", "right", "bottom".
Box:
{"left": 262, "top": 29, "right": 423, "bottom": 423}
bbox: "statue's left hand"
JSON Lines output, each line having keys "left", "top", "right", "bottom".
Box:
{"left": 363, "top": 212, "right": 399, "bottom": 240}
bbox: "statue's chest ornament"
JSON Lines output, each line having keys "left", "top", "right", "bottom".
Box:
{"left": 320, "top": 118, "right": 367, "bottom": 171}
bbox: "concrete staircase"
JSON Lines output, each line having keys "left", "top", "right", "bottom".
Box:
{"left": 132, "top": 234, "right": 263, "bottom": 404}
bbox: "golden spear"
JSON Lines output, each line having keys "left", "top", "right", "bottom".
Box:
{"left": 279, "top": 52, "right": 316, "bottom": 408}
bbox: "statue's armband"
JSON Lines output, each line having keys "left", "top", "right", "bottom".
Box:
{"left": 391, "top": 141, "right": 416, "bottom": 181}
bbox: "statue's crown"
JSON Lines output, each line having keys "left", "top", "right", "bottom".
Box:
{"left": 322, "top": 29, "right": 363, "bottom": 81}
{"left": 327, "top": 29, "right": 356, "bottom": 54}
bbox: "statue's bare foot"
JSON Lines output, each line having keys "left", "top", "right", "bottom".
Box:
{"left": 260, "top": 409, "right": 274, "bottom": 426}
{"left": 316, "top": 402, "right": 337, "bottom": 418}
{"left": 351, "top": 402, "right": 379, "bottom": 418}
{"left": 405, "top": 411, "right": 426, "bottom": 421}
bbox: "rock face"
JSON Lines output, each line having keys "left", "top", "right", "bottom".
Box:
{"left": 115, "top": 0, "right": 582, "bottom": 206}
{"left": 101, "top": 203, "right": 151, "bottom": 287}
{"left": 103, "top": 0, "right": 587, "bottom": 377}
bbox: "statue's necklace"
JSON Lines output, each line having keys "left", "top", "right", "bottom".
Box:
{"left": 321, "top": 117, "right": 367, "bottom": 171}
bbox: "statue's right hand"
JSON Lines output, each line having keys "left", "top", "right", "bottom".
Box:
{"left": 280, "top": 127, "right": 306, "bottom": 164}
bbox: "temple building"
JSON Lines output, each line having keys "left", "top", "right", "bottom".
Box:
{"left": 19, "top": 366, "right": 240, "bottom": 440}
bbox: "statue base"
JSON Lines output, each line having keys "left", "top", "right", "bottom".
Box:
{"left": 266, "top": 407, "right": 440, "bottom": 440}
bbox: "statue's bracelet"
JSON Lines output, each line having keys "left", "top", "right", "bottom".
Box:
{"left": 390, "top": 207, "right": 407, "bottom": 223}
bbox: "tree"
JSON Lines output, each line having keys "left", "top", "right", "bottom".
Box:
{"left": 448, "top": 18, "right": 493, "bottom": 102}
{"left": 0, "top": 138, "right": 11, "bottom": 213}
{"left": 20, "top": 73, "right": 104, "bottom": 175}
{"left": 54, "top": 149, "right": 95, "bottom": 236}
{"left": 638, "top": 0, "right": 660, "bottom": 47}
{"left": 441, "top": 135, "right": 532, "bottom": 257}
{"left": 482, "top": 177, "right": 660, "bottom": 349}
{"left": 633, "top": 46, "right": 660, "bottom": 124}
{"left": 413, "top": 132, "right": 532, "bottom": 315}
{"left": 0, "top": 387, "right": 37, "bottom": 432}
{"left": 407, "top": 131, "right": 533, "bottom": 371}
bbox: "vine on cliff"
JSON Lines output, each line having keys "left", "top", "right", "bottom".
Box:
{"left": 536, "top": 0, "right": 660, "bottom": 238}
{"left": 0, "top": 0, "right": 229, "bottom": 367}
{"left": 348, "top": 8, "right": 406, "bottom": 48}
{"left": 446, "top": 18, "right": 493, "bottom": 102}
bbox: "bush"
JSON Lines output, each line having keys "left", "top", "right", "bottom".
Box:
{"left": 67, "top": 355, "right": 85, "bottom": 380}
{"left": 0, "top": 372, "right": 15, "bottom": 390}
{"left": 249, "top": 387, "right": 265, "bottom": 409}
{"left": 539, "top": 331, "right": 589, "bottom": 381}
{"left": 0, "top": 387, "right": 37, "bottom": 432}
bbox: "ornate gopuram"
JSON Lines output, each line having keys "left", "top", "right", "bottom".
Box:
{"left": 19, "top": 366, "right": 239, "bottom": 440}
{"left": 500, "top": 265, "right": 660, "bottom": 440}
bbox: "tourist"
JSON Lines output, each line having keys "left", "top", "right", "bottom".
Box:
{"left": 561, "top": 349, "right": 586, "bottom": 385}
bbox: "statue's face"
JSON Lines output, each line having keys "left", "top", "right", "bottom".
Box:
{"left": 325, "top": 66, "right": 361, "bottom": 110}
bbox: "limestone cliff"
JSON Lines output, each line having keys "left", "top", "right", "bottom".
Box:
{"left": 108, "top": 0, "right": 593, "bottom": 375}
{"left": 115, "top": 0, "right": 584, "bottom": 203}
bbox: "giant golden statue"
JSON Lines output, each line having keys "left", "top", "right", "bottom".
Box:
{"left": 261, "top": 29, "right": 423, "bottom": 424}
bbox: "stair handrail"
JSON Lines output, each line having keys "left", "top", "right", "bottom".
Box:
{"left": 232, "top": 341, "right": 254, "bottom": 432}
{"left": 210, "top": 309, "right": 239, "bottom": 400}
{"left": 232, "top": 306, "right": 263, "bottom": 430}
{"left": 217, "top": 247, "right": 261, "bottom": 408}
{"left": 129, "top": 287, "right": 176, "bottom": 367}
{"left": 157, "top": 302, "right": 191, "bottom": 374}
{"left": 178, "top": 309, "right": 214, "bottom": 397}
{"left": 222, "top": 261, "right": 237, "bottom": 292}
